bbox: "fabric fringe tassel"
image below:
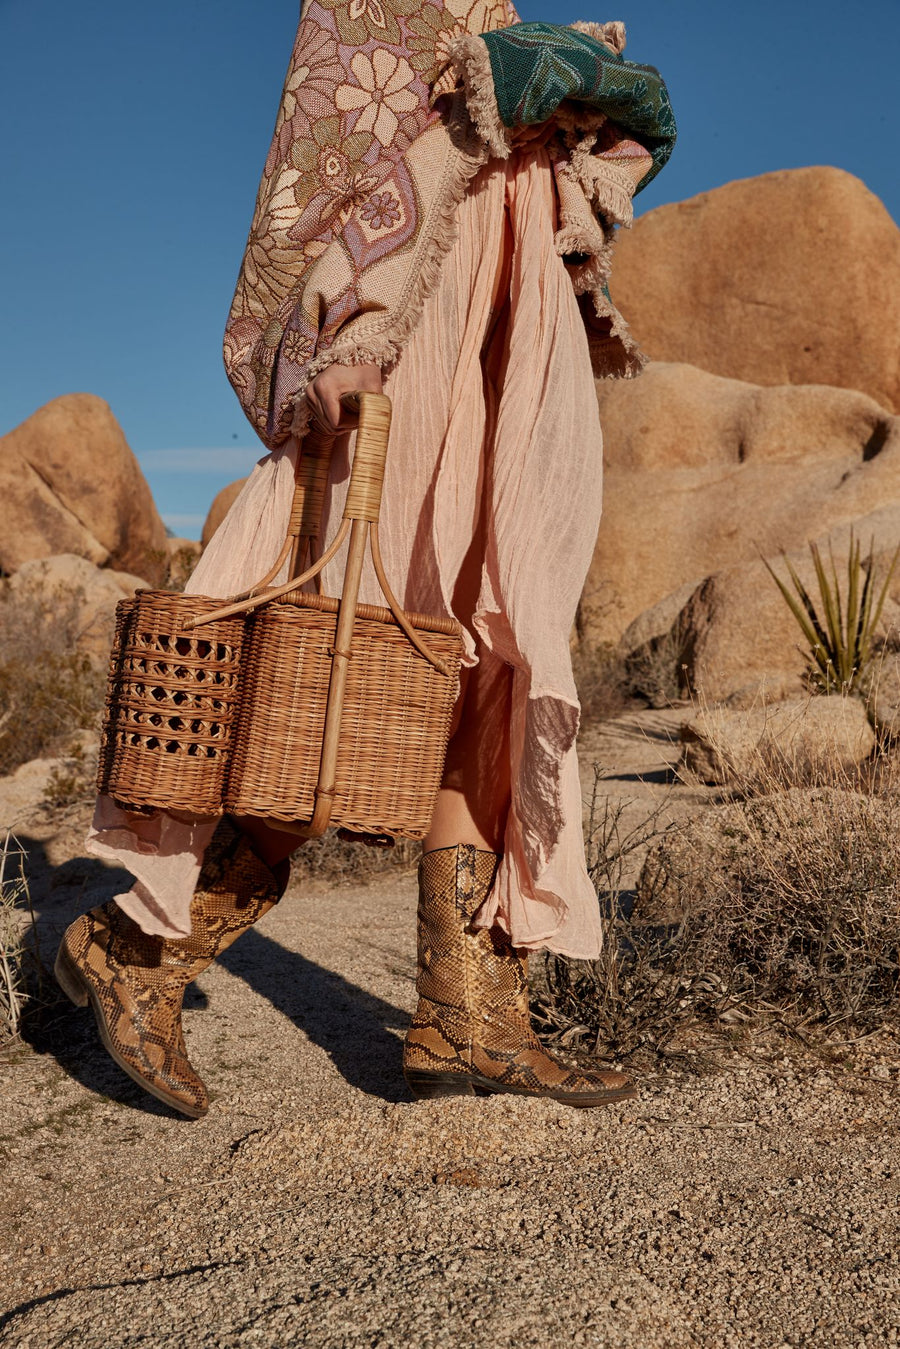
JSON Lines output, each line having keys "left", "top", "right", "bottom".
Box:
{"left": 442, "top": 35, "right": 511, "bottom": 159}
{"left": 569, "top": 20, "right": 627, "bottom": 55}
{"left": 570, "top": 154, "right": 635, "bottom": 228}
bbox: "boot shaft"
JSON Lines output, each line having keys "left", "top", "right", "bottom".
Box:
{"left": 171, "top": 817, "right": 282, "bottom": 973}
{"left": 414, "top": 844, "right": 533, "bottom": 1041}
{"left": 414, "top": 844, "right": 499, "bottom": 1005}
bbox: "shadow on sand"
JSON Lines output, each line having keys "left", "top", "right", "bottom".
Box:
{"left": 15, "top": 833, "right": 411, "bottom": 1115}
{"left": 215, "top": 927, "right": 410, "bottom": 1103}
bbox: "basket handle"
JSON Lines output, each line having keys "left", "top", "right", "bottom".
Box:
{"left": 223, "top": 393, "right": 362, "bottom": 596}
{"left": 187, "top": 393, "right": 455, "bottom": 675}
{"left": 341, "top": 392, "right": 391, "bottom": 524}
{"left": 187, "top": 392, "right": 391, "bottom": 621}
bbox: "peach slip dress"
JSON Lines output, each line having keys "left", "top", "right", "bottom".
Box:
{"left": 87, "top": 145, "right": 606, "bottom": 959}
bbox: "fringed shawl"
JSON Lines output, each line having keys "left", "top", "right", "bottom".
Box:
{"left": 224, "top": 3, "right": 675, "bottom": 449}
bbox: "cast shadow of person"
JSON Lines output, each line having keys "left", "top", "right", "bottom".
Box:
{"left": 15, "top": 832, "right": 412, "bottom": 1112}
{"left": 215, "top": 927, "right": 411, "bottom": 1104}
{"left": 13, "top": 832, "right": 190, "bottom": 1116}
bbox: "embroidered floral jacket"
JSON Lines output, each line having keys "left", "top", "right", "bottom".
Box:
{"left": 224, "top": 1, "right": 675, "bottom": 448}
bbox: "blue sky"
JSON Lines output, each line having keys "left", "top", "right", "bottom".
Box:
{"left": 2, "top": 0, "right": 898, "bottom": 538}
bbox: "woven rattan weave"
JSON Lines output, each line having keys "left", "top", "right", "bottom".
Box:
{"left": 225, "top": 593, "right": 462, "bottom": 837}
{"left": 98, "top": 592, "right": 246, "bottom": 815}
{"left": 97, "top": 393, "right": 465, "bottom": 838}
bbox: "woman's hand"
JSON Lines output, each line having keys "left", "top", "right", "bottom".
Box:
{"left": 305, "top": 362, "right": 383, "bottom": 433}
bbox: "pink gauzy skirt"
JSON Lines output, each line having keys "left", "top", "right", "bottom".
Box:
{"left": 87, "top": 146, "right": 606, "bottom": 959}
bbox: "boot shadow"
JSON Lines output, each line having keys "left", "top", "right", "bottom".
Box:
{"left": 15, "top": 832, "right": 207, "bottom": 1119}
{"left": 215, "top": 928, "right": 411, "bottom": 1103}
{"left": 11, "top": 832, "right": 411, "bottom": 1113}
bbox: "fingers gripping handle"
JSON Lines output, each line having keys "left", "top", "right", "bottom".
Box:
{"left": 342, "top": 392, "right": 392, "bottom": 523}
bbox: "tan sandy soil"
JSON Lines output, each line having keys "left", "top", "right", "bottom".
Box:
{"left": 1, "top": 710, "right": 898, "bottom": 1348}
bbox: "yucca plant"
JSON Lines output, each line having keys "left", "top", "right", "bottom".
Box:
{"left": 763, "top": 531, "right": 900, "bottom": 695}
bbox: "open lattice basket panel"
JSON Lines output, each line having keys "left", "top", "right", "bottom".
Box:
{"left": 225, "top": 593, "right": 464, "bottom": 838}
{"left": 96, "top": 592, "right": 247, "bottom": 815}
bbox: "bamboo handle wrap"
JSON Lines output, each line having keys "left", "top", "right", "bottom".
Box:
{"left": 343, "top": 393, "right": 392, "bottom": 523}
{"left": 289, "top": 427, "right": 333, "bottom": 540}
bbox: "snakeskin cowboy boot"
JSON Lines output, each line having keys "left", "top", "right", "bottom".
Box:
{"left": 403, "top": 844, "right": 637, "bottom": 1106}
{"left": 54, "top": 817, "right": 283, "bottom": 1118}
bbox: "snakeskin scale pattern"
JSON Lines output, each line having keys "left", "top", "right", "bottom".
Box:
{"left": 56, "top": 817, "right": 281, "bottom": 1117}
{"left": 404, "top": 844, "right": 635, "bottom": 1101}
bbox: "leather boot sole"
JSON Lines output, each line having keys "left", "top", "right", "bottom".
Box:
{"left": 54, "top": 943, "right": 208, "bottom": 1120}
{"left": 404, "top": 1067, "right": 638, "bottom": 1107}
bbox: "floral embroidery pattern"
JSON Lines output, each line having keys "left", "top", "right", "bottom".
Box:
{"left": 290, "top": 116, "right": 378, "bottom": 222}
{"left": 335, "top": 0, "right": 418, "bottom": 48}
{"left": 273, "top": 27, "right": 344, "bottom": 157}
{"left": 281, "top": 329, "right": 315, "bottom": 365}
{"left": 336, "top": 49, "right": 419, "bottom": 148}
{"left": 360, "top": 191, "right": 402, "bottom": 230}
{"left": 406, "top": 4, "right": 463, "bottom": 78}
{"left": 224, "top": 0, "right": 672, "bottom": 448}
{"left": 227, "top": 0, "right": 519, "bottom": 443}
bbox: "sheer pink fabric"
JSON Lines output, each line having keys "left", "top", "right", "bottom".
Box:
{"left": 88, "top": 147, "right": 605, "bottom": 958}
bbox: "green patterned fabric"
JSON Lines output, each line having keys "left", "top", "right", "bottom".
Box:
{"left": 482, "top": 21, "right": 676, "bottom": 190}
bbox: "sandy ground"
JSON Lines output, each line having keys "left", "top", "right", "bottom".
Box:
{"left": 1, "top": 711, "right": 898, "bottom": 1348}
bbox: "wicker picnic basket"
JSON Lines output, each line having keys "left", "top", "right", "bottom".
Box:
{"left": 97, "top": 393, "right": 465, "bottom": 838}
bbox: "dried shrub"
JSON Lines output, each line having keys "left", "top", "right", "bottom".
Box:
{"left": 0, "top": 580, "right": 106, "bottom": 775}
{"left": 533, "top": 756, "right": 900, "bottom": 1061}
{"left": 289, "top": 831, "right": 418, "bottom": 884}
{"left": 622, "top": 623, "right": 687, "bottom": 709}
{"left": 531, "top": 771, "right": 723, "bottom": 1060}
{"left": 571, "top": 642, "right": 630, "bottom": 722}
{"left": 42, "top": 737, "right": 98, "bottom": 808}
{"left": 637, "top": 787, "right": 900, "bottom": 1034}
{"left": 165, "top": 543, "right": 201, "bottom": 593}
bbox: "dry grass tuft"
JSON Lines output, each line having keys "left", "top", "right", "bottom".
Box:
{"left": 533, "top": 735, "right": 900, "bottom": 1062}
{"left": 637, "top": 786, "right": 900, "bottom": 1036}
{"left": 0, "top": 834, "right": 41, "bottom": 1043}
{"left": 289, "top": 831, "right": 419, "bottom": 884}
{"left": 531, "top": 770, "right": 719, "bottom": 1061}
{"left": 622, "top": 624, "right": 687, "bottom": 709}
{"left": 571, "top": 642, "right": 631, "bottom": 722}
{"left": 0, "top": 580, "right": 106, "bottom": 775}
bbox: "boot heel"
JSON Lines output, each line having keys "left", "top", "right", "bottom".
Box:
{"left": 404, "top": 1070, "right": 476, "bottom": 1100}
{"left": 54, "top": 944, "right": 89, "bottom": 1008}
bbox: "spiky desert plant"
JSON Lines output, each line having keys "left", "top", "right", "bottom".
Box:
{"left": 0, "top": 834, "right": 37, "bottom": 1042}
{"left": 763, "top": 532, "right": 900, "bottom": 695}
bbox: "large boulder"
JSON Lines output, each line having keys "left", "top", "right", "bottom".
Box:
{"left": 584, "top": 363, "right": 900, "bottom": 647}
{"left": 612, "top": 168, "right": 900, "bottom": 413}
{"left": 0, "top": 395, "right": 168, "bottom": 584}
{"left": 202, "top": 478, "right": 247, "bottom": 549}
{"left": 680, "top": 696, "right": 875, "bottom": 787}
{"left": 5, "top": 554, "right": 149, "bottom": 665}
